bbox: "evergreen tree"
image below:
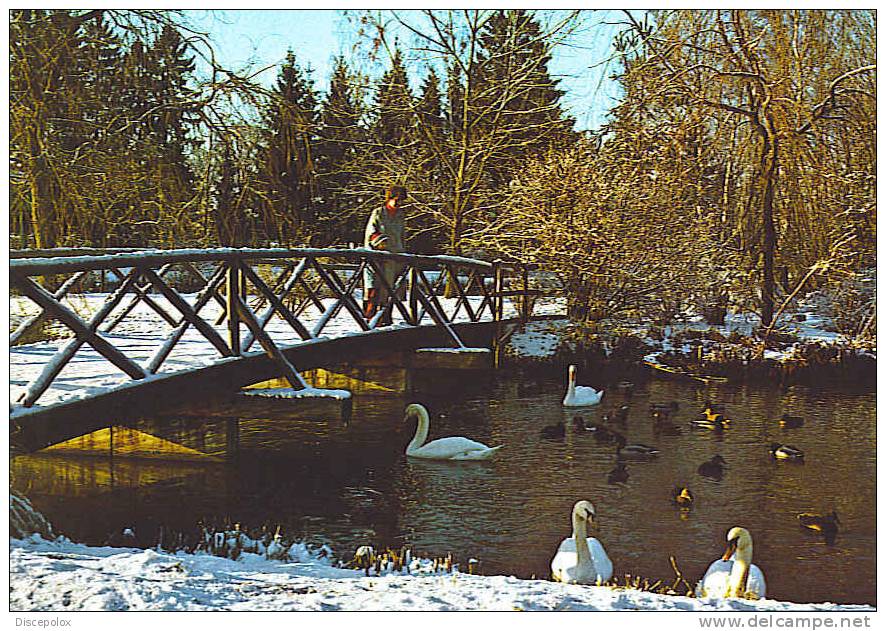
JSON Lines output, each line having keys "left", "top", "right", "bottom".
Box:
{"left": 410, "top": 67, "right": 447, "bottom": 253}
{"left": 476, "top": 10, "right": 576, "bottom": 182}
{"left": 345, "top": 46, "right": 417, "bottom": 248}
{"left": 444, "top": 61, "right": 465, "bottom": 143}
{"left": 417, "top": 67, "right": 444, "bottom": 142}
{"left": 144, "top": 24, "right": 200, "bottom": 244}
{"left": 91, "top": 23, "right": 201, "bottom": 246}
{"left": 148, "top": 26, "right": 199, "bottom": 162}
{"left": 371, "top": 47, "right": 414, "bottom": 149}
{"left": 69, "top": 14, "right": 129, "bottom": 245}
{"left": 211, "top": 131, "right": 262, "bottom": 246}
{"left": 214, "top": 134, "right": 239, "bottom": 246}
{"left": 319, "top": 56, "right": 363, "bottom": 170}
{"left": 314, "top": 55, "right": 366, "bottom": 243}
{"left": 257, "top": 50, "right": 320, "bottom": 244}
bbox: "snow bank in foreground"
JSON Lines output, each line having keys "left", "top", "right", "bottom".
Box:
{"left": 9, "top": 537, "right": 872, "bottom": 612}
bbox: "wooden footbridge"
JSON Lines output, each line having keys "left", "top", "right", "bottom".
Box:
{"left": 10, "top": 247, "right": 557, "bottom": 453}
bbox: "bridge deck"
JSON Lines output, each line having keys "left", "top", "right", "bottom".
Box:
{"left": 10, "top": 291, "right": 561, "bottom": 418}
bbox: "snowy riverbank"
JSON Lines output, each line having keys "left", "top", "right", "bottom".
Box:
{"left": 9, "top": 535, "right": 873, "bottom": 612}
{"left": 505, "top": 308, "right": 874, "bottom": 373}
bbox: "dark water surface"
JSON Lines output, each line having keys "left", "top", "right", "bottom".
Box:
{"left": 12, "top": 371, "right": 876, "bottom": 606}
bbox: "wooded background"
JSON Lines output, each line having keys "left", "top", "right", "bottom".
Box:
{"left": 9, "top": 10, "right": 876, "bottom": 336}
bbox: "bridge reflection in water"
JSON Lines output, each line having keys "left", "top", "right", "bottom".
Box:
{"left": 13, "top": 450, "right": 225, "bottom": 498}
{"left": 27, "top": 361, "right": 494, "bottom": 463}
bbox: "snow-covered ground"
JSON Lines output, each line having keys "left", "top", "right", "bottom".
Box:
{"left": 506, "top": 308, "right": 872, "bottom": 363}
{"left": 506, "top": 319, "right": 570, "bottom": 359}
{"left": 9, "top": 535, "right": 873, "bottom": 612}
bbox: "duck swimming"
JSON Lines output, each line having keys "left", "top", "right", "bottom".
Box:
{"left": 799, "top": 510, "right": 840, "bottom": 532}
{"left": 616, "top": 381, "right": 635, "bottom": 396}
{"left": 703, "top": 401, "right": 727, "bottom": 420}
{"left": 404, "top": 403, "right": 503, "bottom": 460}
{"left": 603, "top": 405, "right": 630, "bottom": 426}
{"left": 798, "top": 511, "right": 840, "bottom": 544}
{"left": 691, "top": 416, "right": 729, "bottom": 432}
{"left": 563, "top": 365, "right": 604, "bottom": 407}
{"left": 778, "top": 414, "right": 805, "bottom": 429}
{"left": 770, "top": 443, "right": 804, "bottom": 460}
{"left": 615, "top": 405, "right": 630, "bottom": 422}
{"left": 607, "top": 462, "right": 630, "bottom": 484}
{"left": 673, "top": 486, "right": 693, "bottom": 508}
{"left": 550, "top": 500, "right": 613, "bottom": 585}
{"left": 698, "top": 455, "right": 727, "bottom": 480}
{"left": 590, "top": 424, "right": 620, "bottom": 443}
{"left": 540, "top": 421, "right": 566, "bottom": 440}
{"left": 698, "top": 527, "right": 767, "bottom": 600}
{"left": 614, "top": 434, "right": 659, "bottom": 460}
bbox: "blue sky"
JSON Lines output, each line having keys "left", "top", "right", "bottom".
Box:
{"left": 184, "top": 9, "right": 625, "bottom": 131}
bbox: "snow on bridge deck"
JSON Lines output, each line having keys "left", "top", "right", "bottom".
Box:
{"left": 9, "top": 292, "right": 564, "bottom": 417}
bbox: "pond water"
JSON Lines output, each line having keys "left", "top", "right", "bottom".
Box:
{"left": 11, "top": 369, "right": 876, "bottom": 606}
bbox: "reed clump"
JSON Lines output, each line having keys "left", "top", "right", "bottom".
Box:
{"left": 345, "top": 546, "right": 466, "bottom": 576}
{"left": 602, "top": 556, "right": 695, "bottom": 598}
{"left": 165, "top": 519, "right": 473, "bottom": 578}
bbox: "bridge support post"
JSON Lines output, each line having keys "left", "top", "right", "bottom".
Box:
{"left": 492, "top": 261, "right": 505, "bottom": 368}
{"left": 408, "top": 267, "right": 419, "bottom": 325}
{"left": 227, "top": 260, "right": 241, "bottom": 355}
{"left": 521, "top": 263, "right": 530, "bottom": 323}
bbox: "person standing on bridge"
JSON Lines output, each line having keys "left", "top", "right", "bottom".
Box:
{"left": 363, "top": 184, "right": 407, "bottom": 324}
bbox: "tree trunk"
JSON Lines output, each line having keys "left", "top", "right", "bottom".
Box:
{"left": 444, "top": 210, "right": 463, "bottom": 298}
{"left": 759, "top": 114, "right": 779, "bottom": 328}
{"left": 27, "top": 124, "right": 57, "bottom": 249}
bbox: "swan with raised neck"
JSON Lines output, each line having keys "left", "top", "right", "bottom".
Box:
{"left": 404, "top": 403, "right": 502, "bottom": 460}
{"left": 550, "top": 500, "right": 613, "bottom": 584}
{"left": 699, "top": 526, "right": 767, "bottom": 599}
{"left": 563, "top": 365, "right": 604, "bottom": 407}
{"left": 571, "top": 501, "right": 596, "bottom": 577}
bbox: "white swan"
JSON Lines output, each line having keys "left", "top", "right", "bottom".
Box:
{"left": 563, "top": 365, "right": 604, "bottom": 407}
{"left": 404, "top": 403, "right": 503, "bottom": 460}
{"left": 698, "top": 527, "right": 767, "bottom": 600}
{"left": 550, "top": 500, "right": 613, "bottom": 584}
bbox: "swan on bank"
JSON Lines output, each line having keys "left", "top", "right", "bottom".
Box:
{"left": 698, "top": 527, "right": 767, "bottom": 600}
{"left": 550, "top": 500, "right": 613, "bottom": 585}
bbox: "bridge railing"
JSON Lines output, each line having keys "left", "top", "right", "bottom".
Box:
{"left": 10, "top": 248, "right": 551, "bottom": 409}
